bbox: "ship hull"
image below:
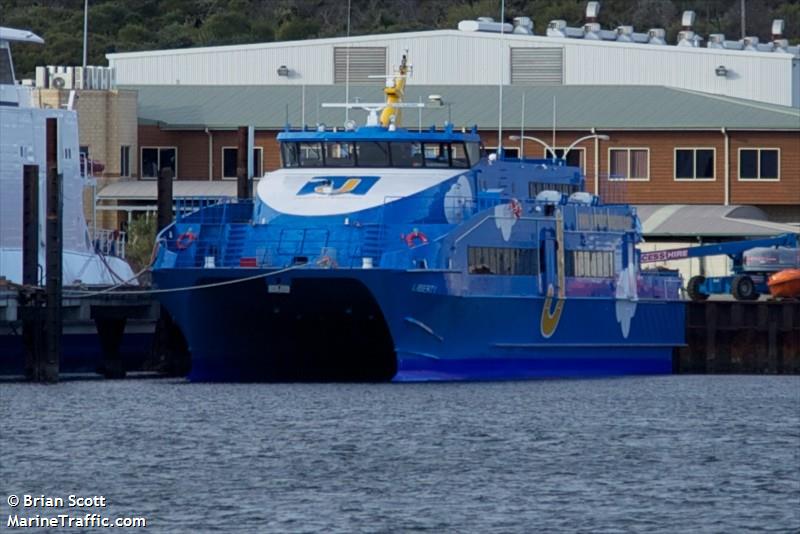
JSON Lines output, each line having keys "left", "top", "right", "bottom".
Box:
{"left": 153, "top": 268, "right": 684, "bottom": 382}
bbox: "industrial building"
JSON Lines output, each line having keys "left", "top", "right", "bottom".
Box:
{"left": 57, "top": 5, "right": 800, "bottom": 243}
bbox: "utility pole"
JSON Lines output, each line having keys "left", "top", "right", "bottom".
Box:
{"left": 740, "top": 0, "right": 746, "bottom": 40}
{"left": 82, "top": 0, "right": 89, "bottom": 68}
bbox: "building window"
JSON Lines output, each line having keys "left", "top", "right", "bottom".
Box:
{"left": 222, "top": 147, "right": 264, "bottom": 179}
{"left": 565, "top": 250, "right": 615, "bottom": 278}
{"left": 141, "top": 146, "right": 177, "bottom": 179}
{"left": 468, "top": 246, "right": 539, "bottom": 275}
{"left": 674, "top": 148, "right": 715, "bottom": 180}
{"left": 608, "top": 148, "right": 649, "bottom": 180}
{"left": 549, "top": 147, "right": 585, "bottom": 172}
{"left": 739, "top": 148, "right": 779, "bottom": 181}
{"left": 484, "top": 146, "right": 520, "bottom": 158}
{"left": 120, "top": 145, "right": 130, "bottom": 177}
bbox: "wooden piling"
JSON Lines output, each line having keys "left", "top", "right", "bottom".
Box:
{"left": 236, "top": 126, "right": 250, "bottom": 199}
{"left": 44, "top": 118, "right": 61, "bottom": 382}
{"left": 157, "top": 166, "right": 174, "bottom": 232}
{"left": 22, "top": 164, "right": 41, "bottom": 380}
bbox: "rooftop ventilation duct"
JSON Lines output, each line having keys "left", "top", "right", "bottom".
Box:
{"left": 546, "top": 19, "right": 585, "bottom": 38}
{"left": 771, "top": 19, "right": 785, "bottom": 40}
{"left": 616, "top": 25, "right": 649, "bottom": 43}
{"left": 585, "top": 1, "right": 601, "bottom": 22}
{"left": 707, "top": 33, "right": 744, "bottom": 50}
{"left": 647, "top": 28, "right": 667, "bottom": 45}
{"left": 458, "top": 18, "right": 513, "bottom": 33}
{"left": 681, "top": 10, "right": 696, "bottom": 30}
{"left": 512, "top": 16, "right": 533, "bottom": 35}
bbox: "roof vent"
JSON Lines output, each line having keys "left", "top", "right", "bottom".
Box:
{"left": 647, "top": 28, "right": 667, "bottom": 45}
{"left": 585, "top": 1, "right": 601, "bottom": 23}
{"left": 616, "top": 25, "right": 648, "bottom": 43}
{"left": 546, "top": 19, "right": 585, "bottom": 39}
{"left": 681, "top": 10, "right": 696, "bottom": 30}
{"left": 771, "top": 19, "right": 785, "bottom": 39}
{"left": 458, "top": 18, "right": 513, "bottom": 33}
{"left": 707, "top": 33, "right": 744, "bottom": 50}
{"left": 512, "top": 16, "right": 533, "bottom": 35}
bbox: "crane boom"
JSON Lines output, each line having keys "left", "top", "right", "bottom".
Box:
{"left": 640, "top": 233, "right": 798, "bottom": 264}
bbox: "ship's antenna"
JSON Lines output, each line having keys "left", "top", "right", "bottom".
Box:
{"left": 345, "top": 0, "right": 351, "bottom": 123}
{"left": 551, "top": 95, "right": 556, "bottom": 160}
{"left": 497, "top": 0, "right": 505, "bottom": 155}
{"left": 520, "top": 91, "right": 525, "bottom": 158}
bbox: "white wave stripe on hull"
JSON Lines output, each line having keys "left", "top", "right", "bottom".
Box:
{"left": 257, "top": 168, "right": 462, "bottom": 216}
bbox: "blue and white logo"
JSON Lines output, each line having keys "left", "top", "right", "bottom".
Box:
{"left": 297, "top": 176, "right": 380, "bottom": 196}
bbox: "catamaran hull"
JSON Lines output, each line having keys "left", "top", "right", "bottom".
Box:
{"left": 153, "top": 268, "right": 684, "bottom": 382}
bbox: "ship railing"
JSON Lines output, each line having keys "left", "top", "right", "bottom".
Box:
{"left": 174, "top": 196, "right": 253, "bottom": 225}
{"left": 92, "top": 228, "right": 126, "bottom": 259}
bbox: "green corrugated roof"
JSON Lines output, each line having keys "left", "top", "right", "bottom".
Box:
{"left": 126, "top": 84, "right": 800, "bottom": 130}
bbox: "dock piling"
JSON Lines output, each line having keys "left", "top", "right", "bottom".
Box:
{"left": 236, "top": 126, "right": 250, "bottom": 199}
{"left": 44, "top": 118, "right": 61, "bottom": 382}
{"left": 157, "top": 166, "right": 174, "bottom": 232}
{"left": 22, "top": 164, "right": 42, "bottom": 380}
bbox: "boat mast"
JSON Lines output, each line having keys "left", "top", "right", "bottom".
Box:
{"left": 379, "top": 53, "right": 409, "bottom": 127}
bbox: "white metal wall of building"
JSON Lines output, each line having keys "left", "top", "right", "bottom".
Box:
{"left": 107, "top": 29, "right": 798, "bottom": 107}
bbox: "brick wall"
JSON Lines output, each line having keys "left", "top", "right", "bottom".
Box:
{"left": 136, "top": 124, "right": 798, "bottom": 209}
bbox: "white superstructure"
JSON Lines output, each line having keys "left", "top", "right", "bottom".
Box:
{"left": 0, "top": 26, "right": 135, "bottom": 286}
{"left": 107, "top": 7, "right": 799, "bottom": 108}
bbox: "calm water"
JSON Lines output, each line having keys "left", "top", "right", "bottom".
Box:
{"left": 1, "top": 376, "right": 798, "bottom": 533}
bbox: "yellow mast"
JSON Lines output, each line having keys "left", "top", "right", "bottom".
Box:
{"left": 379, "top": 54, "right": 409, "bottom": 127}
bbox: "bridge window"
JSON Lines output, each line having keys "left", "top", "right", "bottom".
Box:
{"left": 325, "top": 142, "right": 355, "bottom": 167}
{"left": 468, "top": 246, "right": 538, "bottom": 275}
{"left": 423, "top": 143, "right": 449, "bottom": 168}
{"left": 299, "top": 142, "right": 324, "bottom": 167}
{"left": 390, "top": 142, "right": 423, "bottom": 167}
{"left": 355, "top": 141, "right": 390, "bottom": 167}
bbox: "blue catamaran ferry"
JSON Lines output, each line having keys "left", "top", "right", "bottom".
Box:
{"left": 151, "top": 55, "right": 684, "bottom": 382}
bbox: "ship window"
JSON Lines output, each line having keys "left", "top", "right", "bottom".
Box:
{"left": 528, "top": 182, "right": 578, "bottom": 196}
{"left": 390, "top": 142, "right": 423, "bottom": 167}
{"left": 281, "top": 143, "right": 300, "bottom": 168}
{"left": 355, "top": 141, "right": 390, "bottom": 167}
{"left": 565, "top": 250, "right": 615, "bottom": 278}
{"left": 674, "top": 148, "right": 715, "bottom": 180}
{"left": 325, "top": 142, "right": 355, "bottom": 167}
{"left": 739, "top": 148, "right": 779, "bottom": 181}
{"left": 423, "top": 143, "right": 449, "bottom": 168}
{"left": 298, "top": 142, "right": 324, "bottom": 167}
{"left": 0, "top": 48, "right": 13, "bottom": 85}
{"left": 450, "top": 143, "right": 469, "bottom": 168}
{"left": 465, "top": 142, "right": 480, "bottom": 166}
{"left": 468, "top": 246, "right": 538, "bottom": 275}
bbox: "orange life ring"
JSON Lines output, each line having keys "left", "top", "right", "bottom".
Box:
{"left": 176, "top": 231, "right": 196, "bottom": 250}
{"left": 405, "top": 229, "right": 429, "bottom": 248}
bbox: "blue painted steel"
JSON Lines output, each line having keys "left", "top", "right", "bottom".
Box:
{"left": 152, "top": 124, "right": 685, "bottom": 382}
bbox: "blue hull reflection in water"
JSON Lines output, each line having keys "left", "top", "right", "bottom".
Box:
{"left": 1, "top": 377, "right": 797, "bottom": 532}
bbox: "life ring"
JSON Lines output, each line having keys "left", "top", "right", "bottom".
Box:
{"left": 405, "top": 229, "right": 429, "bottom": 248}
{"left": 509, "top": 198, "right": 523, "bottom": 219}
{"left": 176, "top": 231, "right": 197, "bottom": 250}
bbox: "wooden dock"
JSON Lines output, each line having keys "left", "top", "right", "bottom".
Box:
{"left": 675, "top": 300, "right": 800, "bottom": 374}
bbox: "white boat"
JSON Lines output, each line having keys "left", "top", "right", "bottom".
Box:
{"left": 0, "top": 26, "right": 134, "bottom": 286}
